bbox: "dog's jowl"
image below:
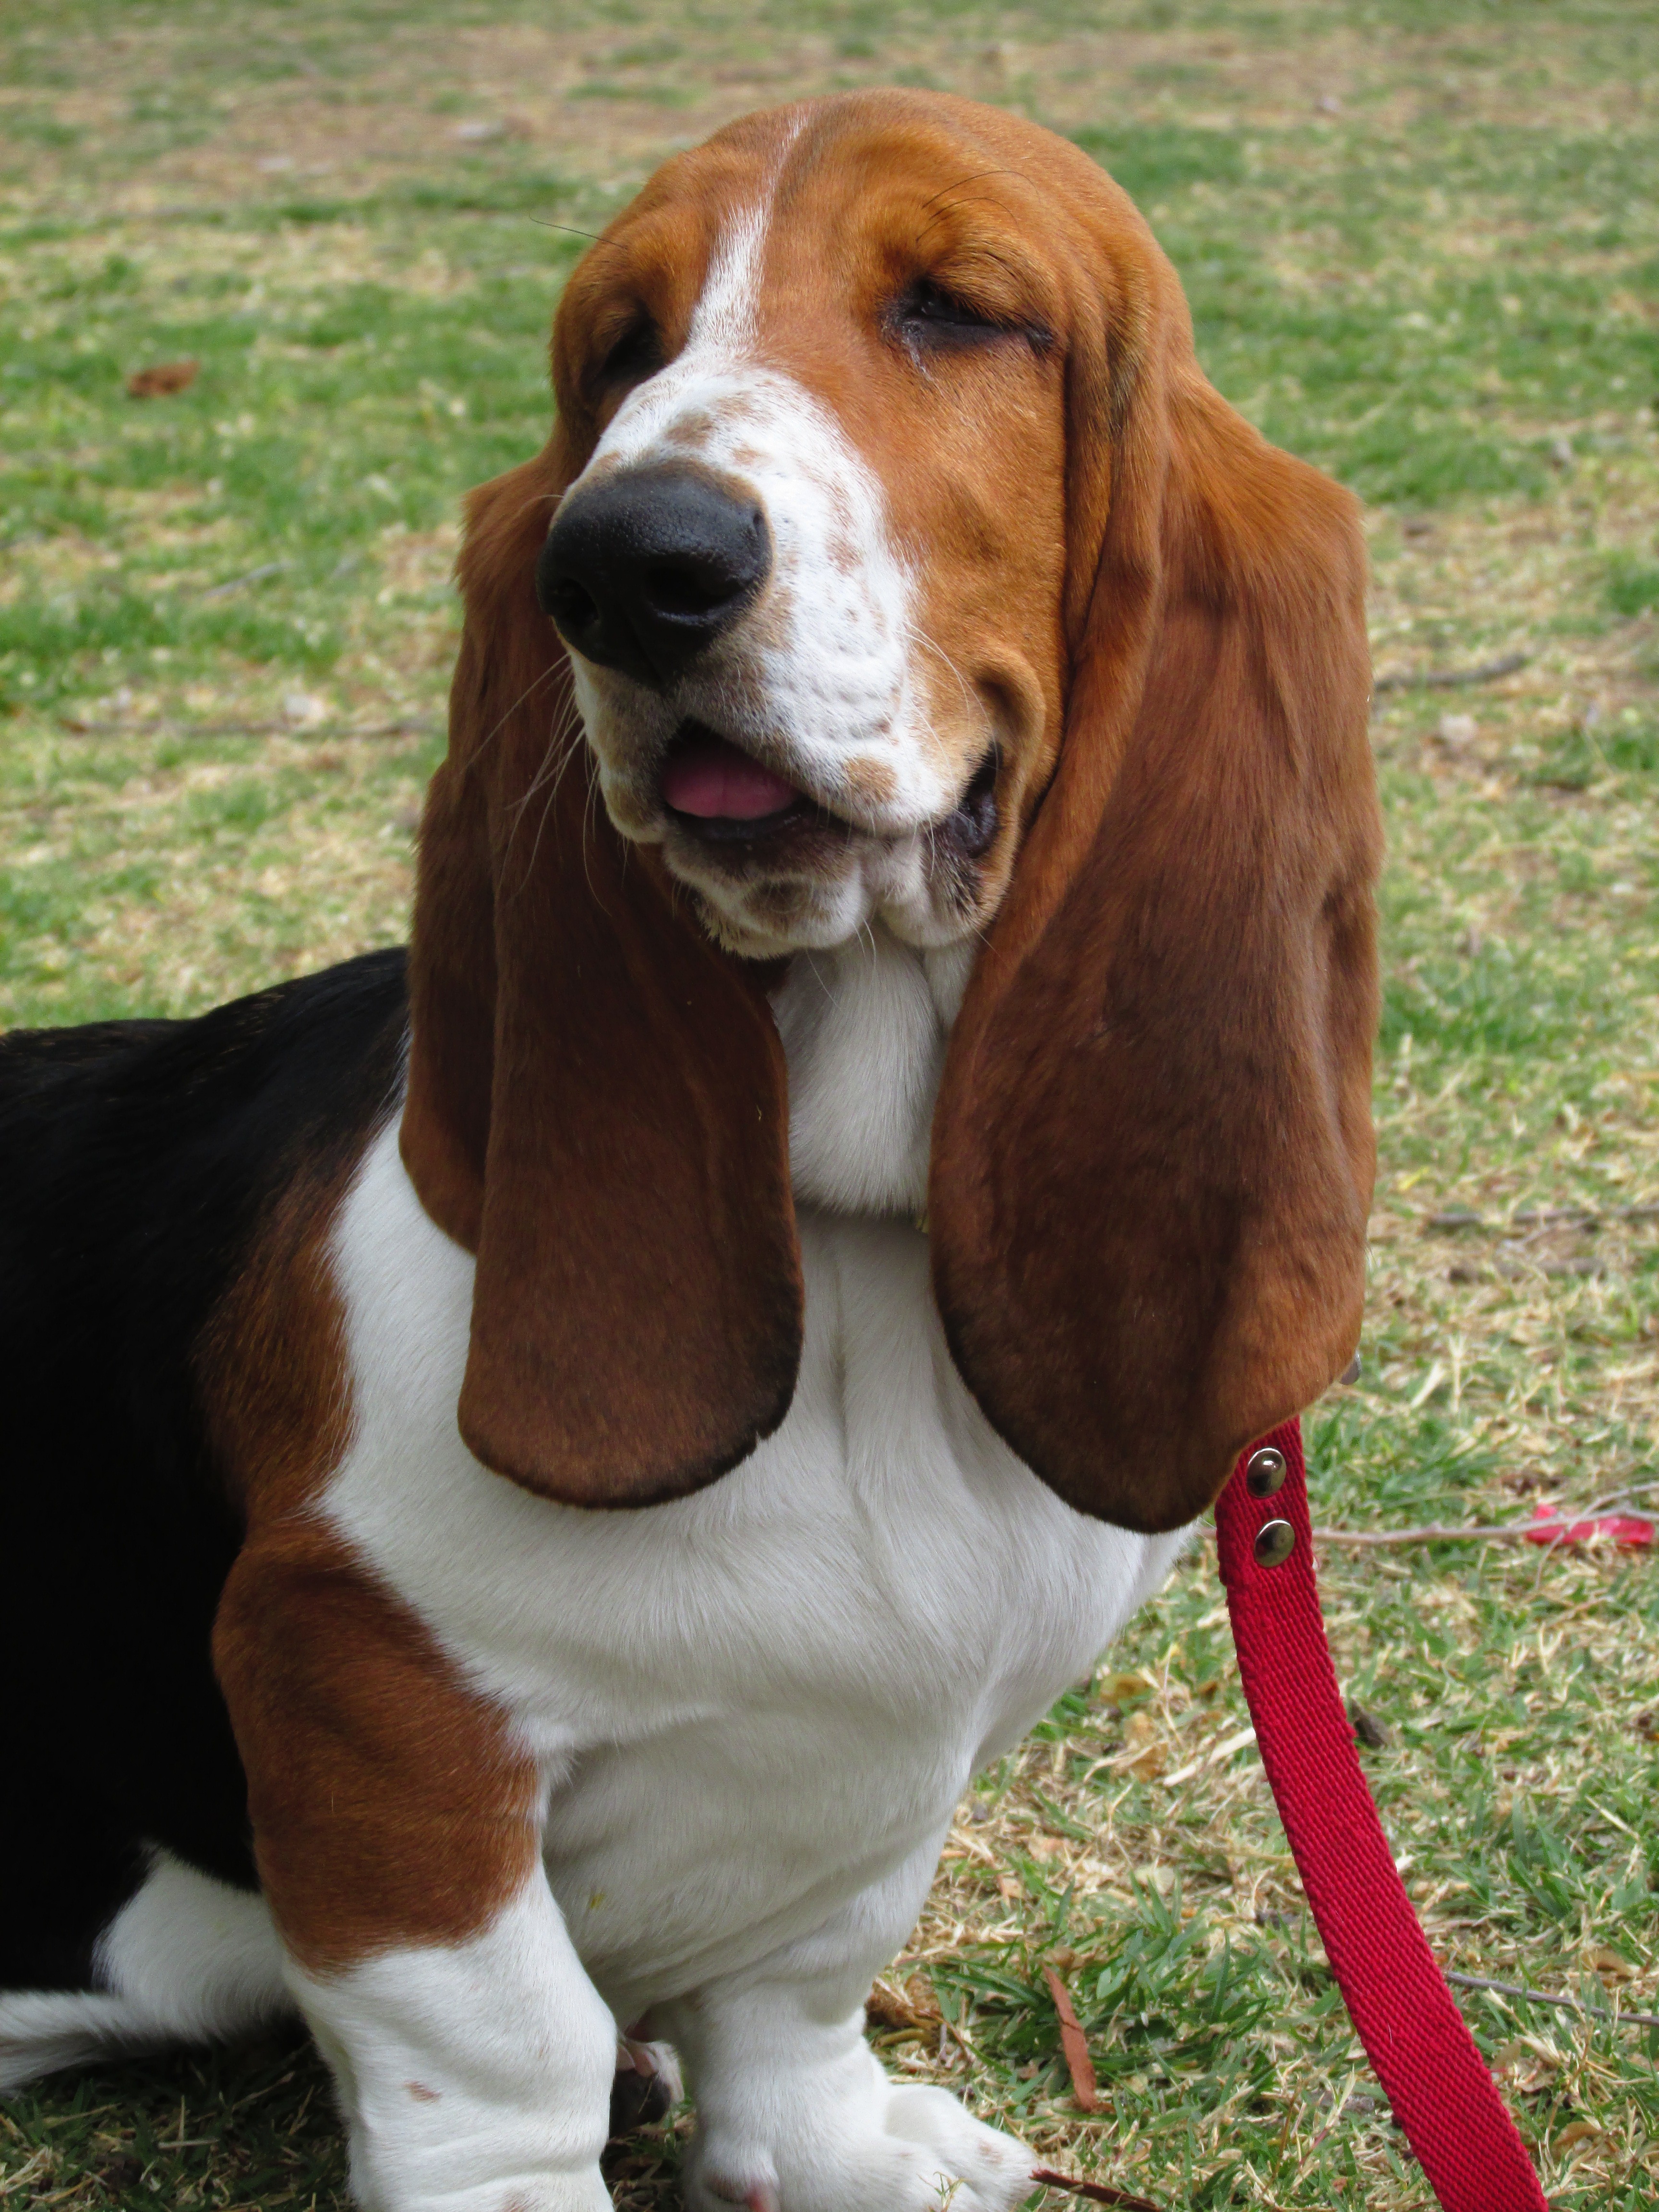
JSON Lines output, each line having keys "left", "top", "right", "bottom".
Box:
{"left": 1, "top": 91, "right": 1378, "bottom": 2212}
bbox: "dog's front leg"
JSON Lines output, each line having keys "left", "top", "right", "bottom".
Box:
{"left": 216, "top": 1538, "right": 615, "bottom": 2212}
{"left": 658, "top": 1844, "right": 1035, "bottom": 2212}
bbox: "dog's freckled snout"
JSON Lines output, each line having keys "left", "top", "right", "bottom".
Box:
{"left": 534, "top": 466, "right": 770, "bottom": 691}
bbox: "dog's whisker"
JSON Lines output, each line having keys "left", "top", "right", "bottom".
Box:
{"left": 576, "top": 744, "right": 608, "bottom": 912}
{"left": 510, "top": 706, "right": 587, "bottom": 896}
{"left": 475, "top": 657, "right": 566, "bottom": 767}
{"left": 502, "top": 697, "right": 583, "bottom": 862}
{"left": 505, "top": 707, "right": 581, "bottom": 836}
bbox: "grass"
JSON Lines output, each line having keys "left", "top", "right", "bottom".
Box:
{"left": 2, "top": 0, "right": 1658, "bottom": 2206}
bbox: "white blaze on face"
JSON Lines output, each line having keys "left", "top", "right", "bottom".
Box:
{"left": 565, "top": 184, "right": 957, "bottom": 862}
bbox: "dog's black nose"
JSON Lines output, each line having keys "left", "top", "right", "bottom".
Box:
{"left": 535, "top": 467, "right": 771, "bottom": 689}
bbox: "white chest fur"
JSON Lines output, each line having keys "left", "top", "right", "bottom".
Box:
{"left": 325, "top": 933, "right": 1187, "bottom": 2032}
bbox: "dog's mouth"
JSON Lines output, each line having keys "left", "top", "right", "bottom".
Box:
{"left": 659, "top": 722, "right": 826, "bottom": 845}
{"left": 657, "top": 721, "right": 1001, "bottom": 860}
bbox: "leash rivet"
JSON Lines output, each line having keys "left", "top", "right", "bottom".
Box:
{"left": 1254, "top": 1518, "right": 1296, "bottom": 1567}
{"left": 1246, "top": 1446, "right": 1287, "bottom": 1498}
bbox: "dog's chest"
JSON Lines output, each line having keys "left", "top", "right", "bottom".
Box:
{"left": 324, "top": 943, "right": 1181, "bottom": 2011}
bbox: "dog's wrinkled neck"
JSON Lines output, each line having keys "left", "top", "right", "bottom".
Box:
{"left": 770, "top": 927, "right": 975, "bottom": 1219}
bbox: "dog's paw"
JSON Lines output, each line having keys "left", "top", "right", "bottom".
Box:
{"left": 883, "top": 2083, "right": 1034, "bottom": 2205}
{"left": 480, "top": 2182, "right": 613, "bottom": 2212}
{"left": 683, "top": 2073, "right": 1034, "bottom": 2212}
{"left": 355, "top": 2170, "right": 613, "bottom": 2212}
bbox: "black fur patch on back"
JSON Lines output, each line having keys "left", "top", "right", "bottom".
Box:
{"left": 0, "top": 949, "right": 409, "bottom": 1992}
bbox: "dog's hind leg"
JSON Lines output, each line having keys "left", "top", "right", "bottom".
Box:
{"left": 0, "top": 1849, "right": 292, "bottom": 2092}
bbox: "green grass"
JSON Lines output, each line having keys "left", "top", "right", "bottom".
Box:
{"left": 3, "top": 1, "right": 1659, "bottom": 2207}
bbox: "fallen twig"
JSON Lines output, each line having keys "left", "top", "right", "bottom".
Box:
{"left": 1581, "top": 1480, "right": 1659, "bottom": 1518}
{"left": 199, "top": 559, "right": 292, "bottom": 600}
{"left": 1310, "top": 1518, "right": 1653, "bottom": 1547}
{"left": 1042, "top": 1965, "right": 1100, "bottom": 2112}
{"left": 1444, "top": 1970, "right": 1659, "bottom": 2032}
{"left": 1515, "top": 1202, "right": 1659, "bottom": 1226}
{"left": 1426, "top": 1202, "right": 1659, "bottom": 1233}
{"left": 1373, "top": 651, "right": 1529, "bottom": 695}
{"left": 1032, "top": 2169, "right": 1163, "bottom": 2211}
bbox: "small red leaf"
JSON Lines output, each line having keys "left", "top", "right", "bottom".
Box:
{"left": 1524, "top": 1505, "right": 1653, "bottom": 1550}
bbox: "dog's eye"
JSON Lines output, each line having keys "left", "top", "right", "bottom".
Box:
{"left": 892, "top": 278, "right": 1048, "bottom": 358}
{"left": 598, "top": 315, "right": 664, "bottom": 389}
{"left": 896, "top": 278, "right": 1005, "bottom": 342}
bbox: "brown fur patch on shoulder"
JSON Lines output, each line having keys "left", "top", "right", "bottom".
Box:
{"left": 215, "top": 1525, "right": 541, "bottom": 1971}
{"left": 196, "top": 1109, "right": 541, "bottom": 1971}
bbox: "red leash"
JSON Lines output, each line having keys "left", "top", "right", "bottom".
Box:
{"left": 1215, "top": 1419, "right": 1549, "bottom": 2211}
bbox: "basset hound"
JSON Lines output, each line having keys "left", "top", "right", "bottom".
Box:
{"left": 0, "top": 89, "right": 1379, "bottom": 2212}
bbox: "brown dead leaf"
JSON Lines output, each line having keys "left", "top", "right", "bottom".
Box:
{"left": 1554, "top": 2119, "right": 1602, "bottom": 2150}
{"left": 1120, "top": 1715, "right": 1167, "bottom": 1779}
{"left": 1495, "top": 2038, "right": 1558, "bottom": 2092}
{"left": 865, "top": 1975, "right": 941, "bottom": 2032}
{"left": 1098, "top": 1671, "right": 1154, "bottom": 1704}
{"left": 1043, "top": 1965, "right": 1101, "bottom": 2114}
{"left": 1586, "top": 1947, "right": 1635, "bottom": 1980}
{"left": 126, "top": 359, "right": 199, "bottom": 398}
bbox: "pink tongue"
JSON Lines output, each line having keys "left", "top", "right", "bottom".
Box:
{"left": 661, "top": 732, "right": 801, "bottom": 820}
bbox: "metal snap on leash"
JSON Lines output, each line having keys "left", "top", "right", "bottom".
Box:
{"left": 1246, "top": 1447, "right": 1296, "bottom": 1563}
{"left": 1246, "top": 1445, "right": 1287, "bottom": 1497}
{"left": 1253, "top": 1518, "right": 1297, "bottom": 1567}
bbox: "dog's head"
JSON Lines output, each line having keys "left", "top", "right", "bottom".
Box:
{"left": 401, "top": 90, "right": 1381, "bottom": 1529}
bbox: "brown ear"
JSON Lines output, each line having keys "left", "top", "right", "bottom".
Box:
{"left": 930, "top": 255, "right": 1381, "bottom": 1534}
{"left": 401, "top": 447, "right": 802, "bottom": 1506}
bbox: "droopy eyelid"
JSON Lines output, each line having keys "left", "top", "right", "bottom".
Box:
{"left": 889, "top": 274, "right": 1054, "bottom": 356}
{"left": 591, "top": 308, "right": 666, "bottom": 392}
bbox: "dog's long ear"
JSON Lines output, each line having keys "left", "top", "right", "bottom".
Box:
{"left": 401, "top": 445, "right": 802, "bottom": 1506}
{"left": 930, "top": 223, "right": 1381, "bottom": 1534}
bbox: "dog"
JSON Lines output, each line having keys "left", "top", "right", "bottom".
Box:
{"left": 0, "top": 89, "right": 1379, "bottom": 2212}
